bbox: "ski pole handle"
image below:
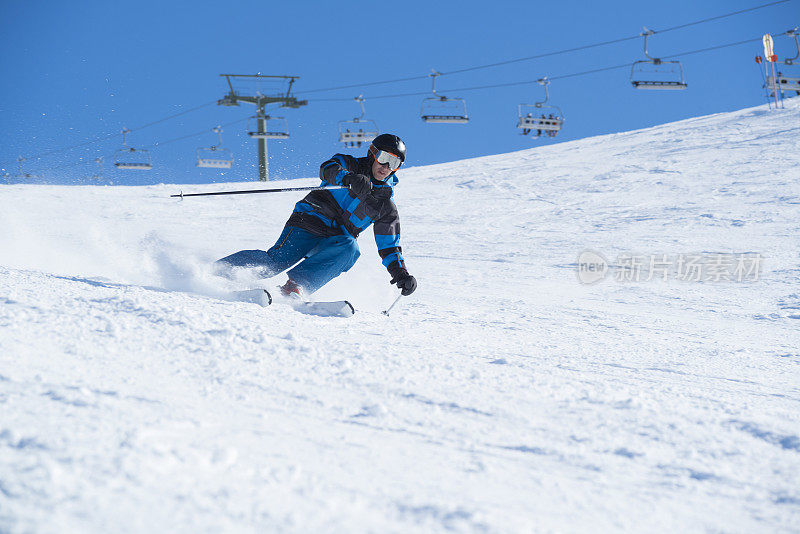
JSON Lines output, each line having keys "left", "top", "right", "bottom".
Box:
{"left": 382, "top": 293, "right": 404, "bottom": 316}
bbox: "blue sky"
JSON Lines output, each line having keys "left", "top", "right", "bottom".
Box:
{"left": 1, "top": 0, "right": 797, "bottom": 185}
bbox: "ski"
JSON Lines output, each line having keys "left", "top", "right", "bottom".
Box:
{"left": 291, "top": 300, "right": 355, "bottom": 318}
{"left": 229, "top": 289, "right": 354, "bottom": 318}
{"left": 230, "top": 289, "right": 272, "bottom": 307}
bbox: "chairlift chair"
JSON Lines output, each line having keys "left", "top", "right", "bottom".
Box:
{"left": 780, "top": 27, "right": 800, "bottom": 66}
{"left": 630, "top": 29, "right": 687, "bottom": 90}
{"left": 114, "top": 129, "right": 153, "bottom": 170}
{"left": 766, "top": 74, "right": 800, "bottom": 92}
{"left": 768, "top": 28, "right": 800, "bottom": 95}
{"left": 16, "top": 156, "right": 38, "bottom": 179}
{"left": 248, "top": 115, "right": 289, "bottom": 139}
{"left": 338, "top": 96, "right": 379, "bottom": 147}
{"left": 90, "top": 157, "right": 103, "bottom": 180}
{"left": 516, "top": 78, "right": 564, "bottom": 138}
{"left": 197, "top": 126, "right": 234, "bottom": 169}
{"left": 421, "top": 71, "right": 469, "bottom": 124}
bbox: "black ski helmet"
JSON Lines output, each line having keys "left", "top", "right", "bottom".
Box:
{"left": 369, "top": 133, "right": 406, "bottom": 163}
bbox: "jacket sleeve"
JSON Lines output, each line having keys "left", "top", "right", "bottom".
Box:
{"left": 373, "top": 200, "right": 406, "bottom": 279}
{"left": 320, "top": 154, "right": 355, "bottom": 186}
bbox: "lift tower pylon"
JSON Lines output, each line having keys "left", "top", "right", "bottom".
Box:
{"left": 218, "top": 74, "right": 307, "bottom": 181}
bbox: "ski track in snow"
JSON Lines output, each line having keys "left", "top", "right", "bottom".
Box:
{"left": 1, "top": 100, "right": 799, "bottom": 533}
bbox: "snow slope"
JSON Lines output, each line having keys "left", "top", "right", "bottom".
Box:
{"left": 1, "top": 100, "right": 799, "bottom": 533}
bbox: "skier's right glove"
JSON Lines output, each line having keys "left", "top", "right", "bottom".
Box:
{"left": 342, "top": 173, "right": 372, "bottom": 198}
{"left": 390, "top": 271, "right": 417, "bottom": 296}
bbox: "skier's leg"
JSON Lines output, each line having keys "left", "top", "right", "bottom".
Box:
{"left": 216, "top": 226, "right": 321, "bottom": 278}
{"left": 286, "top": 234, "right": 360, "bottom": 294}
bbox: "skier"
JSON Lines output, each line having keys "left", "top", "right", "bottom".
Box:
{"left": 522, "top": 113, "right": 532, "bottom": 135}
{"left": 216, "top": 133, "right": 417, "bottom": 300}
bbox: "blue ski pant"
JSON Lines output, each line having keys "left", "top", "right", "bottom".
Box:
{"left": 217, "top": 226, "right": 360, "bottom": 294}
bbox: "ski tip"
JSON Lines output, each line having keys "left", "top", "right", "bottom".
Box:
{"left": 263, "top": 289, "right": 273, "bottom": 306}
{"left": 291, "top": 300, "right": 354, "bottom": 318}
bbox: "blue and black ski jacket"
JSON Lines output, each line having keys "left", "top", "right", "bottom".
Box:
{"left": 286, "top": 153, "right": 407, "bottom": 280}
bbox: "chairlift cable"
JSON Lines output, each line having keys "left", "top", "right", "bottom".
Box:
{"left": 23, "top": 116, "right": 248, "bottom": 175}
{"left": 295, "top": 74, "right": 430, "bottom": 95}
{"left": 296, "top": 0, "right": 791, "bottom": 95}
{"left": 463, "top": 34, "right": 772, "bottom": 91}
{"left": 450, "top": 64, "right": 634, "bottom": 93}
{"left": 22, "top": 132, "right": 122, "bottom": 162}
{"left": 439, "top": 37, "right": 642, "bottom": 77}
{"left": 445, "top": 35, "right": 766, "bottom": 90}
{"left": 132, "top": 116, "right": 249, "bottom": 150}
{"left": 656, "top": 0, "right": 790, "bottom": 34}
{"left": 314, "top": 91, "right": 431, "bottom": 102}
{"left": 20, "top": 100, "right": 218, "bottom": 162}
{"left": 442, "top": 0, "right": 792, "bottom": 76}
{"left": 661, "top": 36, "right": 765, "bottom": 60}
{"left": 304, "top": 32, "right": 771, "bottom": 102}
{"left": 141, "top": 128, "right": 218, "bottom": 151}
{"left": 129, "top": 100, "right": 218, "bottom": 133}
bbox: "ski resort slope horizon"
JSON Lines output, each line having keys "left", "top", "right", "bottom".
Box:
{"left": 1, "top": 100, "right": 799, "bottom": 533}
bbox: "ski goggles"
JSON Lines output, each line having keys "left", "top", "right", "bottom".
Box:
{"left": 369, "top": 145, "right": 403, "bottom": 171}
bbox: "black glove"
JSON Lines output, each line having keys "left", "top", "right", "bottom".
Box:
{"left": 342, "top": 173, "right": 372, "bottom": 198}
{"left": 390, "top": 271, "right": 417, "bottom": 296}
{"left": 368, "top": 185, "right": 392, "bottom": 202}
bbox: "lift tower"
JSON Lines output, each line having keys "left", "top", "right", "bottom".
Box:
{"left": 218, "top": 74, "right": 307, "bottom": 181}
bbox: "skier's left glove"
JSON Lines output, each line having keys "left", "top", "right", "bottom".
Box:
{"left": 390, "top": 271, "right": 417, "bottom": 296}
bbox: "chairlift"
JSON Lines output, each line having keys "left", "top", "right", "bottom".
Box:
{"left": 630, "top": 28, "right": 687, "bottom": 90}
{"left": 780, "top": 27, "right": 800, "bottom": 66}
{"left": 338, "top": 96, "right": 379, "bottom": 148}
{"left": 766, "top": 73, "right": 800, "bottom": 92}
{"left": 516, "top": 78, "right": 564, "bottom": 138}
{"left": 16, "top": 156, "right": 38, "bottom": 179}
{"left": 114, "top": 129, "right": 153, "bottom": 170}
{"left": 248, "top": 114, "right": 289, "bottom": 139}
{"left": 421, "top": 71, "right": 469, "bottom": 123}
{"left": 768, "top": 28, "right": 800, "bottom": 94}
{"left": 90, "top": 157, "right": 103, "bottom": 180}
{"left": 197, "top": 126, "right": 234, "bottom": 169}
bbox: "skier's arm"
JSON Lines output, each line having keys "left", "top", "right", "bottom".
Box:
{"left": 375, "top": 202, "right": 416, "bottom": 295}
{"left": 321, "top": 154, "right": 372, "bottom": 197}
{"left": 320, "top": 154, "right": 354, "bottom": 186}
{"left": 374, "top": 204, "right": 406, "bottom": 280}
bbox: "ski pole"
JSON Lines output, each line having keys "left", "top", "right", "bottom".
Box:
{"left": 171, "top": 185, "right": 343, "bottom": 198}
{"left": 382, "top": 293, "right": 404, "bottom": 316}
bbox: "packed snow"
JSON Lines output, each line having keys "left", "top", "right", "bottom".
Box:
{"left": 1, "top": 99, "right": 799, "bottom": 533}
